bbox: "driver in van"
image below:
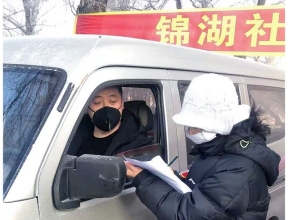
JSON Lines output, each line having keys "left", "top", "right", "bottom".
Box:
{"left": 72, "top": 86, "right": 152, "bottom": 156}
{"left": 125, "top": 74, "right": 280, "bottom": 220}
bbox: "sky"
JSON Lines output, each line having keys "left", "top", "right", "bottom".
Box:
{"left": 36, "top": 0, "right": 79, "bottom": 36}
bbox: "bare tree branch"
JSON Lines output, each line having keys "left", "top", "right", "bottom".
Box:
{"left": 37, "top": 24, "right": 57, "bottom": 27}
{"left": 3, "top": 5, "right": 17, "bottom": 14}
{"left": 3, "top": 22, "right": 23, "bottom": 36}
{"left": 189, "top": 0, "right": 226, "bottom": 8}
{"left": 77, "top": 0, "right": 109, "bottom": 14}
{"left": 128, "top": 6, "right": 143, "bottom": 11}
{"left": 73, "top": 0, "right": 171, "bottom": 13}
{"left": 4, "top": 29, "right": 14, "bottom": 37}
{"left": 4, "top": 16, "right": 27, "bottom": 35}
{"left": 36, "top": 5, "right": 56, "bottom": 23}
{"left": 189, "top": 0, "right": 200, "bottom": 8}
{"left": 63, "top": 0, "right": 77, "bottom": 15}
{"left": 158, "top": 0, "right": 170, "bottom": 10}
{"left": 148, "top": 0, "right": 157, "bottom": 10}
{"left": 3, "top": 10, "right": 25, "bottom": 19}
{"left": 229, "top": 1, "right": 241, "bottom": 7}
{"left": 3, "top": 0, "right": 52, "bottom": 36}
{"left": 271, "top": 0, "right": 285, "bottom": 5}
{"left": 211, "top": 0, "right": 221, "bottom": 7}
{"left": 3, "top": 23, "right": 26, "bottom": 30}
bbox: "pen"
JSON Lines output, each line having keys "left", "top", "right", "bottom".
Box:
{"left": 167, "top": 156, "right": 178, "bottom": 166}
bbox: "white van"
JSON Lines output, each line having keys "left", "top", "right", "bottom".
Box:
{"left": 3, "top": 35, "right": 285, "bottom": 220}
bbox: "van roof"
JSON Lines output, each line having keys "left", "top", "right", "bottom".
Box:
{"left": 3, "top": 35, "right": 284, "bottom": 81}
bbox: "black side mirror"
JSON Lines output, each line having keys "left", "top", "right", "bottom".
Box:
{"left": 268, "top": 217, "right": 279, "bottom": 220}
{"left": 53, "top": 154, "right": 126, "bottom": 210}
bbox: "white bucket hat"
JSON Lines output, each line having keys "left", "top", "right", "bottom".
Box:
{"left": 173, "top": 74, "right": 240, "bottom": 135}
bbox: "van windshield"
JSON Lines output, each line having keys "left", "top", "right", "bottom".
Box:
{"left": 3, "top": 65, "right": 66, "bottom": 198}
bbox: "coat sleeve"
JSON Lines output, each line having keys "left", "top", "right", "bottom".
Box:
{"left": 132, "top": 169, "right": 250, "bottom": 220}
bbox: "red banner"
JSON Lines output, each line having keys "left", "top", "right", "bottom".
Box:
{"left": 75, "top": 6, "right": 285, "bottom": 56}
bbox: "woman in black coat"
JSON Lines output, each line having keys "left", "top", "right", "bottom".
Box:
{"left": 125, "top": 74, "right": 280, "bottom": 220}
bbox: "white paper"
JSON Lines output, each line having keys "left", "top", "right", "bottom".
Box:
{"left": 125, "top": 155, "right": 192, "bottom": 194}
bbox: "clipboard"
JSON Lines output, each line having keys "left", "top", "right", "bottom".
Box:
{"left": 115, "top": 143, "right": 162, "bottom": 162}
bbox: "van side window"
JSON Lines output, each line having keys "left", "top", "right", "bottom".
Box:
{"left": 178, "top": 81, "right": 241, "bottom": 166}
{"left": 247, "top": 85, "right": 285, "bottom": 144}
{"left": 122, "top": 87, "right": 156, "bottom": 114}
{"left": 68, "top": 84, "right": 162, "bottom": 157}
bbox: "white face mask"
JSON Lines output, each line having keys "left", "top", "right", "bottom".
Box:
{"left": 185, "top": 127, "right": 217, "bottom": 144}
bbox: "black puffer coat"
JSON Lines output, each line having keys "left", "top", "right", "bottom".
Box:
{"left": 132, "top": 109, "right": 280, "bottom": 220}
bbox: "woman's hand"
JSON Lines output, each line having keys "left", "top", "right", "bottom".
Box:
{"left": 125, "top": 161, "right": 143, "bottom": 178}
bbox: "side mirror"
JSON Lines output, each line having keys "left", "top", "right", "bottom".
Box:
{"left": 53, "top": 155, "right": 126, "bottom": 210}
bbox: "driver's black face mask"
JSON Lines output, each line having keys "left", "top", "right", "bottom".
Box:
{"left": 89, "top": 102, "right": 122, "bottom": 132}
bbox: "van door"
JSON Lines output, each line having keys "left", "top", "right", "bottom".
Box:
{"left": 37, "top": 67, "right": 178, "bottom": 220}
